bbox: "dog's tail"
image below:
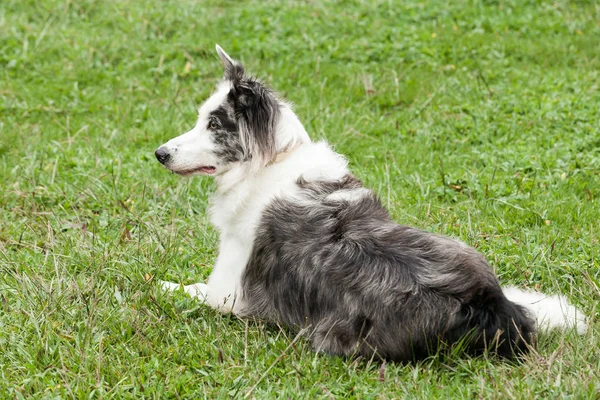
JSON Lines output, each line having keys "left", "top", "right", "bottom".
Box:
{"left": 502, "top": 287, "right": 588, "bottom": 334}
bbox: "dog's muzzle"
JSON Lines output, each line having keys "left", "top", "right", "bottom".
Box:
{"left": 155, "top": 147, "right": 170, "bottom": 165}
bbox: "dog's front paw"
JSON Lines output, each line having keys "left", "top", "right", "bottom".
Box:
{"left": 159, "top": 280, "right": 209, "bottom": 301}
{"left": 159, "top": 280, "right": 182, "bottom": 292}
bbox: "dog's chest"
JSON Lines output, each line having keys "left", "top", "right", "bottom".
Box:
{"left": 209, "top": 178, "right": 298, "bottom": 239}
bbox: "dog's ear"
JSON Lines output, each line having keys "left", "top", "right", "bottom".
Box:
{"left": 216, "top": 44, "right": 244, "bottom": 82}
{"left": 232, "top": 80, "right": 279, "bottom": 168}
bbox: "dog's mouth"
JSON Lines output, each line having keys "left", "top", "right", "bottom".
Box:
{"left": 173, "top": 166, "right": 217, "bottom": 176}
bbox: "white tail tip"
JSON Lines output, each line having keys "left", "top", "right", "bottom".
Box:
{"left": 503, "top": 286, "right": 588, "bottom": 335}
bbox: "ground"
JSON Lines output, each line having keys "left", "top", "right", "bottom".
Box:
{"left": 1, "top": 0, "right": 599, "bottom": 398}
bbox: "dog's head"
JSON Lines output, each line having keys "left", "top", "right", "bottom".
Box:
{"left": 155, "top": 45, "right": 280, "bottom": 176}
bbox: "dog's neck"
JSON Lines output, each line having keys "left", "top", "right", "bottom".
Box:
{"left": 272, "top": 144, "right": 300, "bottom": 163}
{"left": 215, "top": 103, "right": 310, "bottom": 194}
{"left": 215, "top": 143, "right": 303, "bottom": 195}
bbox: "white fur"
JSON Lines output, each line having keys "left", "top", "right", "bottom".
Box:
{"left": 326, "top": 188, "right": 371, "bottom": 202}
{"left": 160, "top": 82, "right": 232, "bottom": 175}
{"left": 503, "top": 286, "right": 588, "bottom": 334}
{"left": 216, "top": 44, "right": 234, "bottom": 66}
{"left": 275, "top": 104, "right": 311, "bottom": 152}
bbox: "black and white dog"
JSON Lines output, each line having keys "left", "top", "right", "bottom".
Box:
{"left": 156, "top": 45, "right": 586, "bottom": 361}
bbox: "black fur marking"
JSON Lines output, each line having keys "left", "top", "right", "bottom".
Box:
{"left": 223, "top": 60, "right": 245, "bottom": 83}
{"left": 241, "top": 175, "right": 535, "bottom": 362}
{"left": 215, "top": 54, "right": 280, "bottom": 166}
{"left": 228, "top": 78, "right": 279, "bottom": 166}
{"left": 209, "top": 106, "right": 245, "bottom": 163}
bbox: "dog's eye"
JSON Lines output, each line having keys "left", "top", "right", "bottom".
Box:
{"left": 208, "top": 119, "right": 219, "bottom": 130}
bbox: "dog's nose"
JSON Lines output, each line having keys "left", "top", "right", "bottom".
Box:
{"left": 155, "top": 147, "right": 171, "bottom": 164}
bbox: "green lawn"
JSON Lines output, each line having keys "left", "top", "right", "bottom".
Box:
{"left": 1, "top": 0, "right": 599, "bottom": 398}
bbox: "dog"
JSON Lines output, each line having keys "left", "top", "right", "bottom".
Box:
{"left": 156, "top": 45, "right": 587, "bottom": 361}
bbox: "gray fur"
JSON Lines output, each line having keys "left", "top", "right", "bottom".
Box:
{"left": 215, "top": 45, "right": 279, "bottom": 166}
{"left": 206, "top": 78, "right": 279, "bottom": 166}
{"left": 241, "top": 175, "right": 535, "bottom": 361}
{"left": 212, "top": 51, "right": 279, "bottom": 167}
{"left": 209, "top": 105, "right": 245, "bottom": 163}
{"left": 228, "top": 78, "right": 279, "bottom": 166}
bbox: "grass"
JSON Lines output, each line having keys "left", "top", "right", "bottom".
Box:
{"left": 1, "top": 0, "right": 599, "bottom": 397}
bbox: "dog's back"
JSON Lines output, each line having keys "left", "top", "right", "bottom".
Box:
{"left": 241, "top": 171, "right": 535, "bottom": 361}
